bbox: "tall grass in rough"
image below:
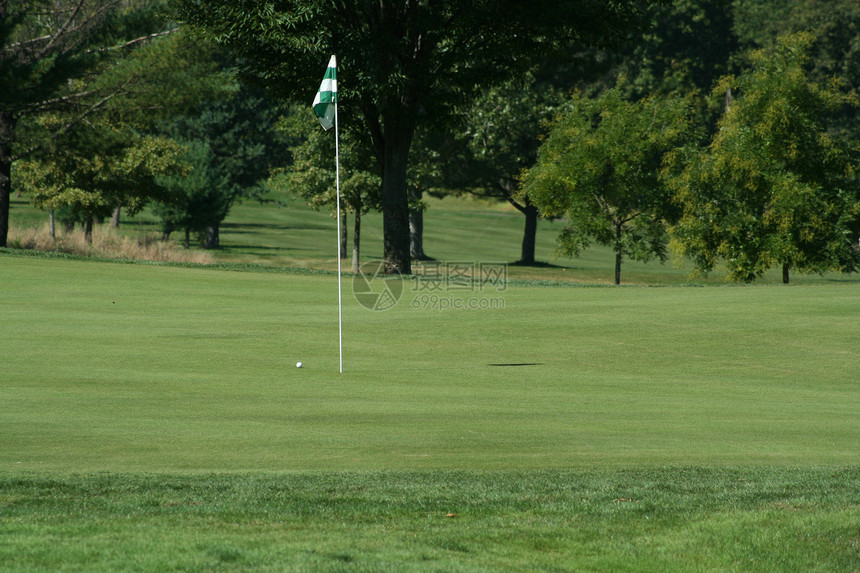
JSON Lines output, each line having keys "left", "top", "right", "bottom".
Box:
{"left": 7, "top": 223, "right": 213, "bottom": 264}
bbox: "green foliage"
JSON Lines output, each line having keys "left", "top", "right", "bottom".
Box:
{"left": 618, "top": 0, "right": 738, "bottom": 97}
{"left": 5, "top": 8, "right": 226, "bottom": 239}
{"left": 671, "top": 32, "right": 860, "bottom": 282}
{"left": 1, "top": 0, "right": 182, "bottom": 245}
{"left": 1, "top": 3, "right": 195, "bottom": 155}
{"left": 0, "top": 1, "right": 121, "bottom": 112}
{"left": 171, "top": 0, "right": 661, "bottom": 272}
{"left": 523, "top": 86, "right": 696, "bottom": 283}
{"left": 154, "top": 78, "right": 289, "bottom": 247}
{"left": 279, "top": 106, "right": 380, "bottom": 217}
{"left": 17, "top": 119, "right": 186, "bottom": 220}
{"left": 171, "top": 0, "right": 655, "bottom": 121}
{"left": 440, "top": 75, "right": 560, "bottom": 200}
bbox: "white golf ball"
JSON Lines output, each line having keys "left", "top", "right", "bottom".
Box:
{"left": 296, "top": 361, "right": 303, "bottom": 368}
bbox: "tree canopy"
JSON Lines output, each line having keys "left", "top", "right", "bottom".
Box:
{"left": 154, "top": 76, "right": 289, "bottom": 249}
{"left": 0, "top": 0, "right": 188, "bottom": 246}
{"left": 171, "top": 0, "right": 661, "bottom": 273}
{"left": 523, "top": 86, "right": 695, "bottom": 284}
{"left": 671, "top": 33, "right": 860, "bottom": 283}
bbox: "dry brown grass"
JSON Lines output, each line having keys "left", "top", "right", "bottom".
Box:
{"left": 8, "top": 224, "right": 214, "bottom": 264}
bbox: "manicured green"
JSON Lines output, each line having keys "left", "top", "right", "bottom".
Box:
{"left": 3, "top": 254, "right": 858, "bottom": 472}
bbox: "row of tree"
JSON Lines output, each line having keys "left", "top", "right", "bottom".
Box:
{"left": 525, "top": 33, "right": 859, "bottom": 284}
{"left": 278, "top": 0, "right": 860, "bottom": 283}
{"left": 237, "top": 0, "right": 860, "bottom": 283}
{"left": 3, "top": 1, "right": 859, "bottom": 284}
{"left": 170, "top": 0, "right": 664, "bottom": 275}
{"left": 1, "top": 0, "right": 288, "bottom": 248}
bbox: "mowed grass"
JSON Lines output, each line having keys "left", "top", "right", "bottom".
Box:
{"left": 2, "top": 253, "right": 859, "bottom": 571}
{"left": 2, "top": 469, "right": 858, "bottom": 572}
{"left": 3, "top": 254, "right": 859, "bottom": 471}
{"left": 12, "top": 193, "right": 858, "bottom": 285}
{"left": 211, "top": 194, "right": 860, "bottom": 285}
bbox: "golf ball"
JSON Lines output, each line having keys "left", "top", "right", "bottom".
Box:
{"left": 296, "top": 362, "right": 303, "bottom": 368}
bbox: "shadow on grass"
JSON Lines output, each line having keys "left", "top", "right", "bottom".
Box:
{"left": 509, "top": 260, "right": 567, "bottom": 269}
{"left": 221, "top": 222, "right": 333, "bottom": 232}
{"left": 220, "top": 244, "right": 320, "bottom": 253}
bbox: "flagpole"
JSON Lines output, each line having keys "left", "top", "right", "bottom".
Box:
{"left": 334, "top": 82, "right": 343, "bottom": 374}
{"left": 312, "top": 54, "right": 342, "bottom": 373}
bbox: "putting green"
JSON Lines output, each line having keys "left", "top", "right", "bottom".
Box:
{"left": 2, "top": 254, "right": 858, "bottom": 472}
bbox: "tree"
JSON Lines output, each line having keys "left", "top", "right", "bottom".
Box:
{"left": 732, "top": 0, "right": 860, "bottom": 164}
{"left": 617, "top": 0, "right": 738, "bottom": 98}
{"left": 151, "top": 139, "right": 224, "bottom": 248}
{"left": 12, "top": 26, "right": 223, "bottom": 243}
{"left": 171, "top": 0, "right": 661, "bottom": 274}
{"left": 0, "top": 0, "right": 176, "bottom": 247}
{"left": 670, "top": 33, "right": 860, "bottom": 283}
{"left": 437, "top": 76, "right": 561, "bottom": 265}
{"left": 17, "top": 119, "right": 186, "bottom": 244}
{"left": 281, "top": 107, "right": 381, "bottom": 272}
{"left": 154, "top": 78, "right": 289, "bottom": 249}
{"left": 523, "top": 87, "right": 695, "bottom": 284}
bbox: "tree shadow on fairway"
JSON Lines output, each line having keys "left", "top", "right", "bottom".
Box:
{"left": 220, "top": 222, "right": 334, "bottom": 232}
{"left": 508, "top": 260, "right": 563, "bottom": 268}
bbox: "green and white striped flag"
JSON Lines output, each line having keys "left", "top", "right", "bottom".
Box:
{"left": 313, "top": 55, "right": 337, "bottom": 130}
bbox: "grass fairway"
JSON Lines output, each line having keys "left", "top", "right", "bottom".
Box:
{"left": 2, "top": 253, "right": 859, "bottom": 570}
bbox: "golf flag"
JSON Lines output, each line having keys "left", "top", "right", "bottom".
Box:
{"left": 313, "top": 55, "right": 337, "bottom": 130}
{"left": 312, "top": 54, "right": 343, "bottom": 373}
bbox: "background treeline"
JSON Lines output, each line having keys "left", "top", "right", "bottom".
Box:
{"left": 2, "top": 0, "right": 858, "bottom": 283}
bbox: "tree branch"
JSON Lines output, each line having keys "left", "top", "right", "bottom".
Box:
{"left": 16, "top": 90, "right": 98, "bottom": 114}
{"left": 12, "top": 90, "right": 124, "bottom": 162}
{"left": 36, "top": 0, "right": 87, "bottom": 59}
{"left": 86, "top": 28, "right": 178, "bottom": 55}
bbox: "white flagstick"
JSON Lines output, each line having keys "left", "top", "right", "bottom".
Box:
{"left": 312, "top": 54, "right": 341, "bottom": 373}
{"left": 334, "top": 89, "right": 343, "bottom": 374}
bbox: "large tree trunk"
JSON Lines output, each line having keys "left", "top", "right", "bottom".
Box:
{"left": 0, "top": 111, "right": 14, "bottom": 248}
{"left": 204, "top": 223, "right": 219, "bottom": 249}
{"left": 84, "top": 216, "right": 94, "bottom": 246}
{"left": 614, "top": 222, "right": 623, "bottom": 285}
{"left": 409, "top": 186, "right": 430, "bottom": 261}
{"left": 380, "top": 117, "right": 413, "bottom": 275}
{"left": 782, "top": 263, "right": 790, "bottom": 284}
{"left": 340, "top": 209, "right": 348, "bottom": 260}
{"left": 352, "top": 209, "right": 361, "bottom": 273}
{"left": 519, "top": 204, "right": 539, "bottom": 265}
